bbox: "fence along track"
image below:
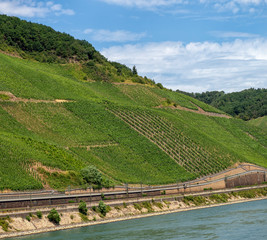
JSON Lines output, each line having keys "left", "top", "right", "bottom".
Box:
{"left": 0, "top": 164, "right": 266, "bottom": 208}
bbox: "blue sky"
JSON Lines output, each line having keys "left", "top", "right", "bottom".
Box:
{"left": 0, "top": 0, "right": 267, "bottom": 92}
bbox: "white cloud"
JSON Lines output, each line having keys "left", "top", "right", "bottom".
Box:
{"left": 100, "top": 0, "right": 267, "bottom": 13}
{"left": 101, "top": 39, "right": 267, "bottom": 92}
{"left": 0, "top": 0, "right": 75, "bottom": 18}
{"left": 202, "top": 0, "right": 266, "bottom": 13}
{"left": 84, "top": 29, "right": 146, "bottom": 42}
{"left": 99, "top": 0, "right": 186, "bottom": 8}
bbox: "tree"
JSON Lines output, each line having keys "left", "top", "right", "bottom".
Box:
{"left": 132, "top": 65, "right": 137, "bottom": 75}
{"left": 81, "top": 166, "right": 102, "bottom": 186}
{"left": 47, "top": 208, "right": 61, "bottom": 224}
{"left": 78, "top": 201, "right": 88, "bottom": 215}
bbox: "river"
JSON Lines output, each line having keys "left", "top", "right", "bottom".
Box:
{"left": 12, "top": 199, "right": 267, "bottom": 240}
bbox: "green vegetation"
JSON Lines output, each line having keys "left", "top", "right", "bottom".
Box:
{"left": 98, "top": 201, "right": 108, "bottom": 217}
{"left": 0, "top": 14, "right": 155, "bottom": 85}
{"left": 0, "top": 216, "right": 11, "bottom": 232}
{"left": 79, "top": 213, "right": 89, "bottom": 222}
{"left": 183, "top": 188, "right": 267, "bottom": 206}
{"left": 184, "top": 88, "right": 266, "bottom": 120}
{"left": 78, "top": 201, "right": 88, "bottom": 215}
{"left": 36, "top": 211, "right": 43, "bottom": 219}
{"left": 47, "top": 209, "right": 61, "bottom": 224}
{"left": 26, "top": 215, "right": 31, "bottom": 222}
{"left": 0, "top": 15, "right": 266, "bottom": 191}
{"left": 209, "top": 193, "right": 229, "bottom": 203}
{"left": 249, "top": 116, "right": 267, "bottom": 131}
{"left": 133, "top": 202, "right": 153, "bottom": 212}
{"left": 0, "top": 94, "right": 10, "bottom": 100}
{"left": 183, "top": 195, "right": 207, "bottom": 206}
{"left": 81, "top": 166, "right": 113, "bottom": 189}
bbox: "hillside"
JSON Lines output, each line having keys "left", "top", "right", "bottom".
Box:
{"left": 181, "top": 88, "right": 267, "bottom": 120}
{"left": 0, "top": 16, "right": 266, "bottom": 191}
{"left": 249, "top": 116, "right": 267, "bottom": 131}
{"left": 0, "top": 14, "right": 154, "bottom": 85}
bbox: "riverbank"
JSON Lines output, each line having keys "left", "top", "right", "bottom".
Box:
{"left": 0, "top": 188, "right": 266, "bottom": 239}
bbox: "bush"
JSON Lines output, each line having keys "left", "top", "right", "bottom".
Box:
{"left": 26, "top": 215, "right": 31, "bottom": 222}
{"left": 92, "top": 206, "right": 97, "bottom": 212}
{"left": 142, "top": 201, "right": 153, "bottom": 212}
{"left": 81, "top": 166, "right": 102, "bottom": 186}
{"left": 47, "top": 208, "right": 61, "bottom": 224}
{"left": 78, "top": 201, "right": 88, "bottom": 215}
{"left": 98, "top": 201, "right": 108, "bottom": 216}
{"left": 36, "top": 211, "right": 42, "bottom": 219}
{"left": 133, "top": 203, "right": 142, "bottom": 211}
{"left": 0, "top": 217, "right": 10, "bottom": 232}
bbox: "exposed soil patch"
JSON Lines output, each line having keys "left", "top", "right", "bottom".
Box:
{"left": 70, "top": 143, "right": 119, "bottom": 151}
{"left": 0, "top": 91, "right": 73, "bottom": 104}
{"left": 30, "top": 162, "right": 68, "bottom": 190}
{"left": 156, "top": 103, "right": 231, "bottom": 119}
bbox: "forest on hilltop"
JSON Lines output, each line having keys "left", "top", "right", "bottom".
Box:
{"left": 179, "top": 88, "right": 267, "bottom": 121}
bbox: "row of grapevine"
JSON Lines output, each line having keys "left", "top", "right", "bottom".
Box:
{"left": 110, "top": 106, "right": 232, "bottom": 177}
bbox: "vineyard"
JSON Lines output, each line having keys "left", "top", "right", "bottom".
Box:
{"left": 109, "top": 106, "right": 233, "bottom": 177}
{"left": 0, "top": 51, "right": 266, "bottom": 191}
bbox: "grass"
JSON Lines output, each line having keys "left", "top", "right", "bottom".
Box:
{"left": 0, "top": 94, "right": 10, "bottom": 100}
{"left": 249, "top": 116, "right": 267, "bottom": 131}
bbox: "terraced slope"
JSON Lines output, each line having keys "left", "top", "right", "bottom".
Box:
{"left": 0, "top": 52, "right": 266, "bottom": 191}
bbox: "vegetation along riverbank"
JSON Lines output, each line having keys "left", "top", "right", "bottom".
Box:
{"left": 0, "top": 187, "right": 266, "bottom": 239}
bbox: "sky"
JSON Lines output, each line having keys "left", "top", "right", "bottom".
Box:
{"left": 0, "top": 0, "right": 267, "bottom": 92}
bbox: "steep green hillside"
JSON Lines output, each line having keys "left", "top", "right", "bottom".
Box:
{"left": 0, "top": 15, "right": 266, "bottom": 191}
{"left": 0, "top": 52, "right": 266, "bottom": 191}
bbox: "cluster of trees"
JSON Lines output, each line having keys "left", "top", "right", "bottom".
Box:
{"left": 179, "top": 88, "right": 266, "bottom": 120}
{"left": 0, "top": 14, "right": 101, "bottom": 63}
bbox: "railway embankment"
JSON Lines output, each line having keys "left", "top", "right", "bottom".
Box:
{"left": 0, "top": 185, "right": 267, "bottom": 239}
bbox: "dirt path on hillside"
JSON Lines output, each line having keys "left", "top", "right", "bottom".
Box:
{"left": 156, "top": 104, "right": 231, "bottom": 118}
{"left": 0, "top": 91, "right": 73, "bottom": 103}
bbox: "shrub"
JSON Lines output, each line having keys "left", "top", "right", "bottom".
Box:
{"left": 0, "top": 217, "right": 10, "bottom": 232}
{"left": 78, "top": 201, "right": 88, "bottom": 215}
{"left": 98, "top": 201, "right": 107, "bottom": 216}
{"left": 47, "top": 208, "right": 61, "bottom": 224}
{"left": 153, "top": 201, "right": 163, "bottom": 209}
{"left": 133, "top": 203, "right": 142, "bottom": 211}
{"left": 81, "top": 166, "right": 102, "bottom": 187}
{"left": 92, "top": 206, "right": 97, "bottom": 212}
{"left": 142, "top": 201, "right": 153, "bottom": 213}
{"left": 36, "top": 211, "right": 42, "bottom": 219}
{"left": 209, "top": 193, "right": 229, "bottom": 203}
{"left": 26, "top": 215, "right": 31, "bottom": 222}
{"left": 79, "top": 213, "right": 89, "bottom": 222}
